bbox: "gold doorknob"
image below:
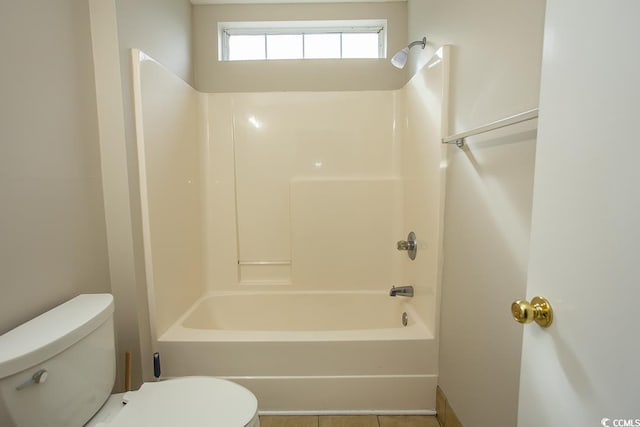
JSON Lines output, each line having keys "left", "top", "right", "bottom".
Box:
{"left": 511, "top": 296, "right": 553, "bottom": 327}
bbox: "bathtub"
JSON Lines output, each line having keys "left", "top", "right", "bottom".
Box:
{"left": 157, "top": 291, "right": 438, "bottom": 414}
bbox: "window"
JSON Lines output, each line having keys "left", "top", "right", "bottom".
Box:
{"left": 219, "top": 20, "right": 387, "bottom": 61}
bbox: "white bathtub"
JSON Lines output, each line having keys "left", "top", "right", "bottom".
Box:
{"left": 157, "top": 291, "right": 438, "bottom": 414}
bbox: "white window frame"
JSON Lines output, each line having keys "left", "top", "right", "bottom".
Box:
{"left": 218, "top": 20, "right": 387, "bottom": 61}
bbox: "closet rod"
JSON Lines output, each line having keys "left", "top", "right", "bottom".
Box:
{"left": 442, "top": 108, "right": 539, "bottom": 148}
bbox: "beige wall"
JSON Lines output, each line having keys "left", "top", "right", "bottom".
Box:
{"left": 0, "top": 0, "right": 110, "bottom": 332}
{"left": 0, "top": 0, "right": 192, "bottom": 393}
{"left": 407, "top": 1, "right": 546, "bottom": 426}
{"left": 193, "top": 2, "right": 407, "bottom": 92}
{"left": 116, "top": 0, "right": 193, "bottom": 87}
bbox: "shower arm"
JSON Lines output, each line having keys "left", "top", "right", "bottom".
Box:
{"left": 407, "top": 37, "right": 427, "bottom": 50}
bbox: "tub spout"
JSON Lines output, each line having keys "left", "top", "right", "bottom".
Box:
{"left": 389, "top": 285, "right": 414, "bottom": 297}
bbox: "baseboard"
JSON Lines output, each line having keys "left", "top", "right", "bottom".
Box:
{"left": 436, "top": 386, "right": 463, "bottom": 427}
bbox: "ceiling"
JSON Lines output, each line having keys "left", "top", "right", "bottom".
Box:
{"left": 191, "top": 0, "right": 405, "bottom": 4}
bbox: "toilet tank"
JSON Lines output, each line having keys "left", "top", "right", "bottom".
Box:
{"left": 0, "top": 294, "right": 115, "bottom": 427}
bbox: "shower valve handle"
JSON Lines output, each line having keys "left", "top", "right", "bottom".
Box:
{"left": 397, "top": 240, "right": 416, "bottom": 251}
{"left": 397, "top": 232, "right": 417, "bottom": 260}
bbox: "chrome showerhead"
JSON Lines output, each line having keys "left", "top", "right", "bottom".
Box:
{"left": 390, "top": 36, "right": 427, "bottom": 69}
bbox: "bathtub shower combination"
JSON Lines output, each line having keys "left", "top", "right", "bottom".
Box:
{"left": 132, "top": 47, "right": 449, "bottom": 413}
{"left": 159, "top": 291, "right": 436, "bottom": 412}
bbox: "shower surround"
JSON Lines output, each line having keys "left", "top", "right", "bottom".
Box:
{"left": 132, "top": 47, "right": 449, "bottom": 413}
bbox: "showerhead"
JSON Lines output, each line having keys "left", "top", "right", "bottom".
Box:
{"left": 391, "top": 48, "right": 410, "bottom": 69}
{"left": 390, "top": 36, "right": 427, "bottom": 69}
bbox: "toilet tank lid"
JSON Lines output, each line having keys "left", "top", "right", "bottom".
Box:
{"left": 0, "top": 294, "right": 114, "bottom": 379}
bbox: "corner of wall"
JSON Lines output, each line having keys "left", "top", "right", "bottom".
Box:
{"left": 407, "top": 1, "right": 545, "bottom": 426}
{"left": 89, "top": 0, "right": 145, "bottom": 390}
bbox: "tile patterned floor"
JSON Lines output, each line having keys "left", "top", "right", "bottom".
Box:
{"left": 259, "top": 415, "right": 440, "bottom": 427}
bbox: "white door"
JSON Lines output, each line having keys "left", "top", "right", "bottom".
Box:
{"left": 517, "top": 1, "right": 640, "bottom": 426}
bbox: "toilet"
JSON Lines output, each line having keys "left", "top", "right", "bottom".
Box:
{"left": 0, "top": 294, "right": 260, "bottom": 427}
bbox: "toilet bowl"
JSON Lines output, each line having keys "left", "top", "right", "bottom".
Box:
{"left": 0, "top": 294, "right": 260, "bottom": 427}
{"left": 87, "top": 377, "right": 259, "bottom": 427}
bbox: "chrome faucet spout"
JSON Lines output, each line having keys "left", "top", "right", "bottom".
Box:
{"left": 389, "top": 285, "right": 414, "bottom": 297}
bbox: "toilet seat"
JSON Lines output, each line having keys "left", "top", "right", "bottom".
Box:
{"left": 103, "top": 377, "right": 259, "bottom": 427}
